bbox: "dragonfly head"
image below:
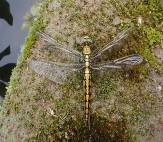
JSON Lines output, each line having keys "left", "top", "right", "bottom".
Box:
{"left": 83, "top": 36, "right": 92, "bottom": 44}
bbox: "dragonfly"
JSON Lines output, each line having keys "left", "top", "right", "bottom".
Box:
{"left": 29, "top": 27, "right": 143, "bottom": 131}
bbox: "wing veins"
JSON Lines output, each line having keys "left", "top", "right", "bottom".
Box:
{"left": 91, "top": 54, "right": 143, "bottom": 70}
{"left": 91, "top": 27, "right": 132, "bottom": 59}
{"left": 29, "top": 60, "right": 83, "bottom": 84}
{"left": 38, "top": 32, "right": 83, "bottom": 58}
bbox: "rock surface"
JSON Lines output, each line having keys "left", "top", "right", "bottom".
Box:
{"left": 153, "top": 46, "right": 163, "bottom": 61}
{"left": 0, "top": 0, "right": 163, "bottom": 141}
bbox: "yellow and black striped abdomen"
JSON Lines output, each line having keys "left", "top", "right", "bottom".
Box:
{"left": 83, "top": 66, "right": 91, "bottom": 130}
{"left": 83, "top": 45, "right": 92, "bottom": 130}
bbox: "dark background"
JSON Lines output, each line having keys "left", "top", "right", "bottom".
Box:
{"left": 0, "top": 0, "right": 38, "bottom": 98}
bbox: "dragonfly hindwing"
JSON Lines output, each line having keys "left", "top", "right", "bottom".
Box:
{"left": 113, "top": 54, "right": 143, "bottom": 65}
{"left": 29, "top": 60, "right": 83, "bottom": 84}
{"left": 91, "top": 54, "right": 143, "bottom": 70}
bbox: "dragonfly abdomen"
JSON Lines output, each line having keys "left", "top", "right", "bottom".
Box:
{"left": 84, "top": 67, "right": 91, "bottom": 130}
{"left": 83, "top": 53, "right": 92, "bottom": 131}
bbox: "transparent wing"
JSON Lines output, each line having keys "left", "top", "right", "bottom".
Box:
{"left": 91, "top": 27, "right": 132, "bottom": 59}
{"left": 91, "top": 54, "right": 143, "bottom": 70}
{"left": 29, "top": 59, "right": 83, "bottom": 84}
{"left": 38, "top": 31, "right": 83, "bottom": 59}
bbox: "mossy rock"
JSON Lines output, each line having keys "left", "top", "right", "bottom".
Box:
{"left": 0, "top": 0, "right": 163, "bottom": 142}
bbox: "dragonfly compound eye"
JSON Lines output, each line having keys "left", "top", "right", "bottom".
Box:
{"left": 83, "top": 36, "right": 93, "bottom": 45}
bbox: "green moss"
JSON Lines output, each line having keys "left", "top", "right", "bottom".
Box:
{"left": 144, "top": 26, "right": 161, "bottom": 46}
{"left": 136, "top": 25, "right": 163, "bottom": 73}
{"left": 117, "top": 0, "right": 163, "bottom": 72}
{"left": 0, "top": 0, "right": 163, "bottom": 141}
{"left": 5, "top": 0, "right": 50, "bottom": 100}
{"left": 0, "top": 0, "right": 51, "bottom": 133}
{"left": 58, "top": 114, "right": 134, "bottom": 142}
{"left": 17, "top": 3, "right": 49, "bottom": 66}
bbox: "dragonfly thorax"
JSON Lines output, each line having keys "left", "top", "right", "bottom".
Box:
{"left": 81, "top": 36, "right": 92, "bottom": 55}
{"left": 83, "top": 45, "right": 91, "bottom": 55}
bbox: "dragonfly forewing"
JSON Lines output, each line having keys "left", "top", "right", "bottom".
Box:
{"left": 91, "top": 27, "right": 132, "bottom": 59}
{"left": 38, "top": 31, "right": 83, "bottom": 59}
{"left": 91, "top": 54, "right": 143, "bottom": 70}
{"left": 29, "top": 60, "right": 83, "bottom": 84}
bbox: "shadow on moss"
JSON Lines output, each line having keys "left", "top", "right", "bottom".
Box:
{"left": 58, "top": 114, "right": 133, "bottom": 142}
